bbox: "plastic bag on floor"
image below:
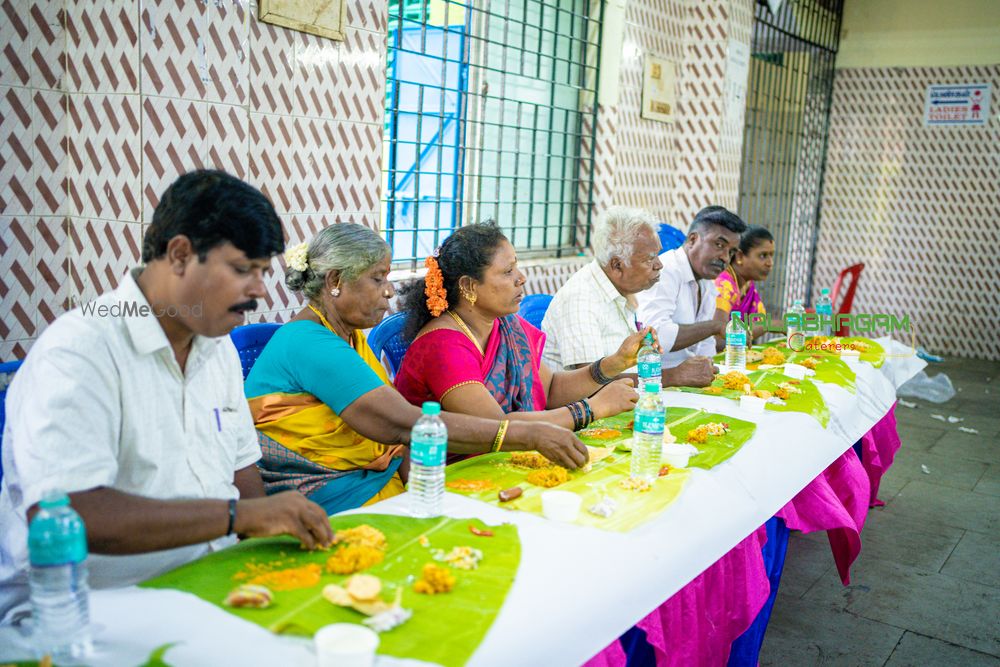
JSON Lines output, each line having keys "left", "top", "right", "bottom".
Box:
{"left": 897, "top": 370, "right": 956, "bottom": 403}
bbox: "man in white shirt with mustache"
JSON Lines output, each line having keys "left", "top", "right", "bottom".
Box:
{"left": 636, "top": 206, "right": 747, "bottom": 369}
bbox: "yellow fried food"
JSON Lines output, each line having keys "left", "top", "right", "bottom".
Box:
{"left": 413, "top": 563, "right": 456, "bottom": 594}
{"left": 721, "top": 371, "right": 753, "bottom": 392}
{"left": 685, "top": 422, "right": 730, "bottom": 443}
{"left": 332, "top": 524, "right": 387, "bottom": 551}
{"left": 525, "top": 467, "right": 569, "bottom": 488}
{"left": 752, "top": 389, "right": 772, "bottom": 399}
{"left": 799, "top": 357, "right": 819, "bottom": 370}
{"left": 445, "top": 479, "right": 497, "bottom": 492}
{"left": 325, "top": 545, "right": 385, "bottom": 574}
{"left": 345, "top": 574, "right": 382, "bottom": 600}
{"left": 686, "top": 425, "right": 709, "bottom": 444}
{"left": 509, "top": 451, "right": 551, "bottom": 468}
{"left": 762, "top": 347, "right": 786, "bottom": 365}
{"left": 774, "top": 382, "right": 802, "bottom": 400}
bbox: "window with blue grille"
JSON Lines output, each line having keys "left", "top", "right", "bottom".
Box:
{"left": 384, "top": 0, "right": 602, "bottom": 266}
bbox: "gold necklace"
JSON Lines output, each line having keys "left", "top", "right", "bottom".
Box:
{"left": 308, "top": 304, "right": 354, "bottom": 348}
{"left": 447, "top": 310, "right": 485, "bottom": 356}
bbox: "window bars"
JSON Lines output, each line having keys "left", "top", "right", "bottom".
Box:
{"left": 384, "top": 0, "right": 603, "bottom": 267}
{"left": 738, "top": 0, "right": 843, "bottom": 311}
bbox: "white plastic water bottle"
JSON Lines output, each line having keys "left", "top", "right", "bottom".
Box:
{"left": 631, "top": 382, "right": 665, "bottom": 483}
{"left": 725, "top": 312, "right": 747, "bottom": 370}
{"left": 637, "top": 332, "right": 661, "bottom": 387}
{"left": 816, "top": 288, "right": 833, "bottom": 336}
{"left": 28, "top": 492, "right": 92, "bottom": 662}
{"left": 787, "top": 299, "right": 806, "bottom": 343}
{"left": 409, "top": 401, "right": 447, "bottom": 518}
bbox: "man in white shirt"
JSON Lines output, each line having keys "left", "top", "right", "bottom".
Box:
{"left": 0, "top": 170, "right": 332, "bottom": 623}
{"left": 637, "top": 206, "right": 747, "bottom": 369}
{"left": 542, "top": 206, "right": 715, "bottom": 387}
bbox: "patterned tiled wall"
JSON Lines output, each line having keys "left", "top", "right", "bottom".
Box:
{"left": 812, "top": 65, "right": 1000, "bottom": 360}
{"left": 0, "top": 0, "right": 386, "bottom": 358}
{"left": 581, "top": 0, "right": 753, "bottom": 236}
{"left": 1, "top": 0, "right": 751, "bottom": 356}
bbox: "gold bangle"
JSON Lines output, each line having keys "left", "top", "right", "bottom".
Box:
{"left": 492, "top": 420, "right": 510, "bottom": 453}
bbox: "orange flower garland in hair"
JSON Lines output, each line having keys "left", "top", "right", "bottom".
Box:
{"left": 424, "top": 256, "right": 448, "bottom": 317}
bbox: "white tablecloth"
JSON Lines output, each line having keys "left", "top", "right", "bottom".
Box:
{"left": 0, "top": 340, "right": 924, "bottom": 666}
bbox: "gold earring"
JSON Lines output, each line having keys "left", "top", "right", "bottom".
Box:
{"left": 460, "top": 285, "right": 477, "bottom": 306}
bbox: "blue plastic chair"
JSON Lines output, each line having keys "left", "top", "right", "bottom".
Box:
{"left": 367, "top": 312, "right": 410, "bottom": 377}
{"left": 0, "top": 359, "right": 25, "bottom": 486}
{"left": 518, "top": 293, "right": 553, "bottom": 329}
{"left": 658, "top": 222, "right": 687, "bottom": 252}
{"left": 229, "top": 323, "right": 281, "bottom": 380}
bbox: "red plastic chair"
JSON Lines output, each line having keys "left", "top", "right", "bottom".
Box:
{"left": 830, "top": 263, "right": 864, "bottom": 336}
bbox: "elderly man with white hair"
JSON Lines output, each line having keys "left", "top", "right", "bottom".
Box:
{"left": 542, "top": 206, "right": 716, "bottom": 387}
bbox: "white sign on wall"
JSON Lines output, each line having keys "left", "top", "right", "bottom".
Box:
{"left": 923, "top": 83, "right": 991, "bottom": 126}
{"left": 724, "top": 40, "right": 751, "bottom": 128}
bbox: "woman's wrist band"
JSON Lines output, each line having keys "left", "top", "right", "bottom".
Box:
{"left": 589, "top": 357, "right": 615, "bottom": 385}
{"left": 226, "top": 498, "right": 237, "bottom": 536}
{"left": 568, "top": 400, "right": 593, "bottom": 431}
{"left": 492, "top": 420, "right": 510, "bottom": 452}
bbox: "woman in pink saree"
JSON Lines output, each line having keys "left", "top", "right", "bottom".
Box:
{"left": 714, "top": 225, "right": 772, "bottom": 341}
{"left": 394, "top": 222, "right": 646, "bottom": 436}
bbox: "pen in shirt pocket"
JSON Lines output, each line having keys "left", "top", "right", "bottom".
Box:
{"left": 213, "top": 408, "right": 222, "bottom": 432}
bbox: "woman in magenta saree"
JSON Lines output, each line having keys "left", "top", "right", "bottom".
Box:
{"left": 714, "top": 226, "right": 771, "bottom": 334}
{"left": 393, "top": 222, "right": 646, "bottom": 436}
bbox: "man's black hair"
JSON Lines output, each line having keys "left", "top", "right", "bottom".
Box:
{"left": 141, "top": 170, "right": 284, "bottom": 262}
{"left": 687, "top": 205, "right": 747, "bottom": 238}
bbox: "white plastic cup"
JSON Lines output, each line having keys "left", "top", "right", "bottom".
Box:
{"left": 314, "top": 623, "right": 380, "bottom": 667}
{"left": 782, "top": 363, "right": 808, "bottom": 380}
{"left": 662, "top": 443, "right": 698, "bottom": 468}
{"left": 541, "top": 490, "right": 582, "bottom": 522}
{"left": 739, "top": 395, "right": 766, "bottom": 414}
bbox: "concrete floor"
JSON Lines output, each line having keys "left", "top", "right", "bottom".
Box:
{"left": 760, "top": 357, "right": 1000, "bottom": 666}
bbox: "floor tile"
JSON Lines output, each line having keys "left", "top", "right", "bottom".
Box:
{"left": 803, "top": 557, "right": 1000, "bottom": 657}
{"left": 885, "top": 480, "right": 999, "bottom": 534}
{"left": 776, "top": 533, "right": 836, "bottom": 599}
{"left": 878, "top": 446, "right": 989, "bottom": 492}
{"left": 759, "top": 593, "right": 904, "bottom": 666}
{"left": 928, "top": 432, "right": 1000, "bottom": 466}
{"left": 974, "top": 465, "right": 1000, "bottom": 497}
{"left": 884, "top": 631, "right": 1000, "bottom": 667}
{"left": 858, "top": 510, "right": 965, "bottom": 572}
{"left": 940, "top": 530, "right": 1000, "bottom": 588}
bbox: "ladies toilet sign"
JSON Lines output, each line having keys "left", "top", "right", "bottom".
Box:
{"left": 924, "top": 84, "right": 991, "bottom": 126}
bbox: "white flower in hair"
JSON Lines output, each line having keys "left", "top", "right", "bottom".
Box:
{"left": 284, "top": 242, "right": 309, "bottom": 272}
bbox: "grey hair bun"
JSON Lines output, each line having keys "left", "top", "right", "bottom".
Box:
{"left": 285, "top": 267, "right": 311, "bottom": 292}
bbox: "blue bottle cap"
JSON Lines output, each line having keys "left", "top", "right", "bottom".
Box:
{"left": 421, "top": 401, "right": 441, "bottom": 415}
{"left": 28, "top": 493, "right": 88, "bottom": 566}
{"left": 38, "top": 492, "right": 70, "bottom": 509}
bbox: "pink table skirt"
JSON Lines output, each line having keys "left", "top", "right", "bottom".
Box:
{"left": 585, "top": 525, "right": 770, "bottom": 667}
{"left": 859, "top": 404, "right": 901, "bottom": 507}
{"left": 776, "top": 448, "right": 870, "bottom": 585}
